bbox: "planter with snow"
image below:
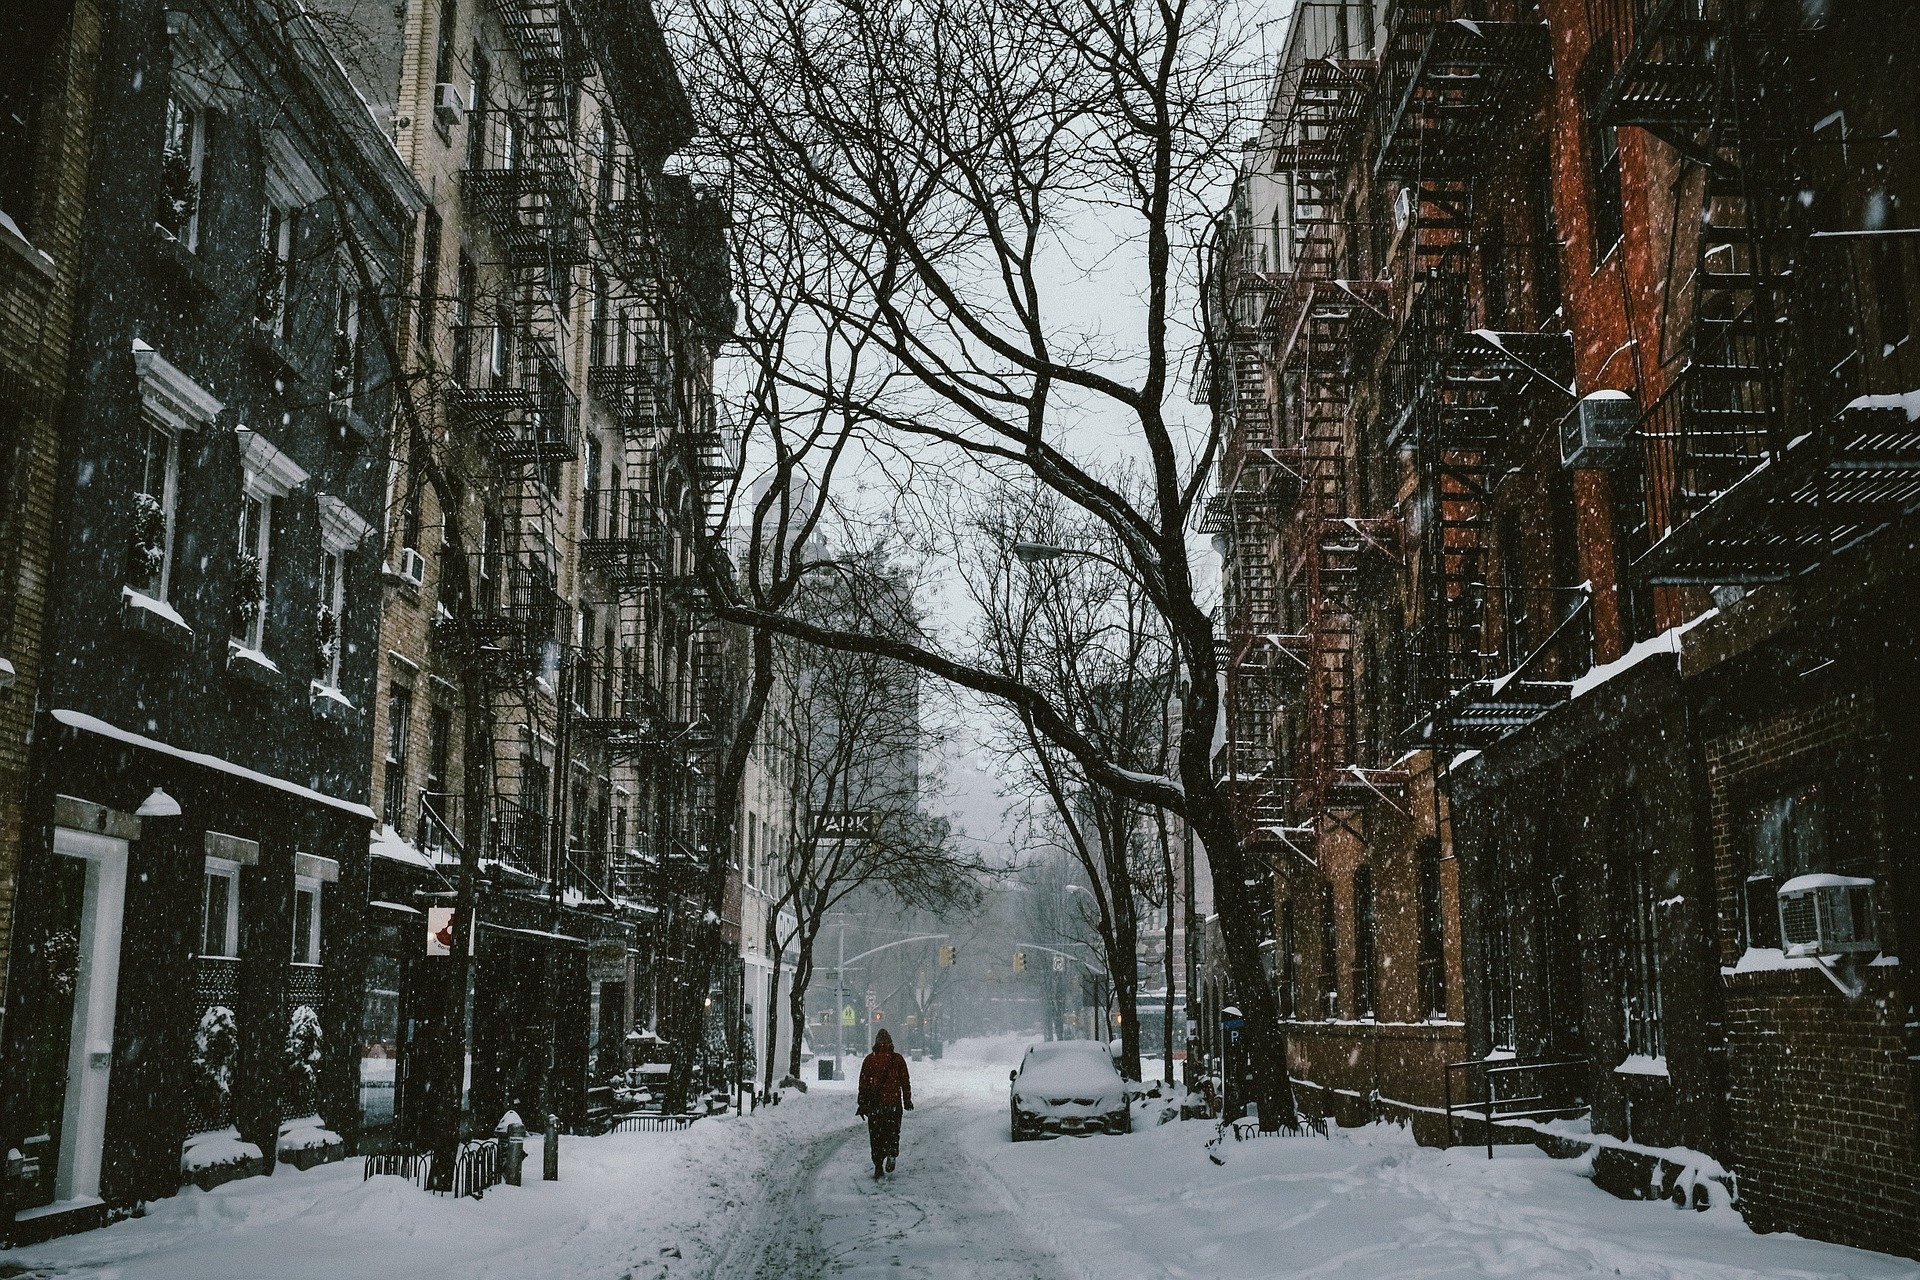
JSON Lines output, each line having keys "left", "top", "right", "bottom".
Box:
{"left": 180, "top": 1126, "right": 266, "bottom": 1191}
{"left": 276, "top": 1115, "right": 345, "bottom": 1171}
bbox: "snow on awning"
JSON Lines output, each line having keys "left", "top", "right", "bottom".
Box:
{"left": 51, "top": 709, "right": 376, "bottom": 820}
{"left": 371, "top": 823, "right": 433, "bottom": 869}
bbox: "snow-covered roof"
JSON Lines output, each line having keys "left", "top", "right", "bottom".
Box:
{"left": 51, "top": 709, "right": 375, "bottom": 820}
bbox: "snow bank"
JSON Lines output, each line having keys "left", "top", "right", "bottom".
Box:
{"left": 180, "top": 1127, "right": 263, "bottom": 1176}
{"left": 276, "top": 1115, "right": 343, "bottom": 1155}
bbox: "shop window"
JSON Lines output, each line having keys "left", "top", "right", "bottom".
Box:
{"left": 1740, "top": 777, "right": 1873, "bottom": 950}
{"left": 292, "top": 877, "right": 322, "bottom": 965}
{"left": 203, "top": 858, "right": 241, "bottom": 958}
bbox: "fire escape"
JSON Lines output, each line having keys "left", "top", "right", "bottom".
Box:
{"left": 1373, "top": 3, "right": 1559, "bottom": 751}
{"left": 446, "top": 1, "right": 593, "bottom": 883}
{"left": 1596, "top": 0, "right": 1920, "bottom": 585}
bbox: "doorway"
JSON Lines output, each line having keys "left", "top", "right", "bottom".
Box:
{"left": 18, "top": 826, "right": 128, "bottom": 1213}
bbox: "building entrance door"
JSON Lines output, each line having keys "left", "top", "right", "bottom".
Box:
{"left": 18, "top": 826, "right": 128, "bottom": 1213}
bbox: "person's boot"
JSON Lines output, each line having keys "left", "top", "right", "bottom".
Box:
{"left": 873, "top": 1160, "right": 884, "bottom": 1180}
{"left": 885, "top": 1155, "right": 896, "bottom": 1173}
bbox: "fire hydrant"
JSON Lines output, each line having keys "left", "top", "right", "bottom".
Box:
{"left": 495, "top": 1111, "right": 526, "bottom": 1186}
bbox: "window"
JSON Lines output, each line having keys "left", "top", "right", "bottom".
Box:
{"left": 259, "top": 203, "right": 298, "bottom": 338}
{"left": 1417, "top": 837, "right": 1446, "bottom": 1018}
{"left": 452, "top": 253, "right": 476, "bottom": 382}
{"left": 159, "top": 92, "right": 204, "bottom": 248}
{"left": 1612, "top": 809, "right": 1658, "bottom": 1059}
{"left": 1319, "top": 883, "right": 1338, "bottom": 1019}
{"left": 1278, "top": 898, "right": 1297, "bottom": 1019}
{"left": 467, "top": 47, "right": 490, "bottom": 170}
{"left": 384, "top": 685, "right": 413, "bottom": 830}
{"left": 1480, "top": 215, "right": 1507, "bottom": 326}
{"left": 1740, "top": 778, "right": 1872, "bottom": 950}
{"left": 135, "top": 422, "right": 181, "bottom": 599}
{"left": 1580, "top": 50, "right": 1622, "bottom": 263}
{"left": 1527, "top": 151, "right": 1561, "bottom": 318}
{"left": 1484, "top": 883, "right": 1516, "bottom": 1051}
{"left": 292, "top": 877, "right": 322, "bottom": 965}
{"left": 433, "top": 0, "right": 459, "bottom": 89}
{"left": 1, "top": 7, "right": 64, "bottom": 223}
{"left": 203, "top": 859, "right": 241, "bottom": 958}
{"left": 1873, "top": 238, "right": 1911, "bottom": 349}
{"left": 231, "top": 491, "right": 272, "bottom": 647}
{"left": 423, "top": 703, "right": 452, "bottom": 850}
{"left": 1352, "top": 866, "right": 1377, "bottom": 1020}
{"left": 417, "top": 206, "right": 443, "bottom": 352}
{"left": 317, "top": 547, "right": 346, "bottom": 685}
{"left": 332, "top": 274, "right": 363, "bottom": 407}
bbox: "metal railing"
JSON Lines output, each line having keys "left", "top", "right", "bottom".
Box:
{"left": 611, "top": 1112, "right": 702, "bottom": 1133}
{"left": 1442, "top": 1055, "right": 1591, "bottom": 1158}
{"left": 363, "top": 1137, "right": 503, "bottom": 1199}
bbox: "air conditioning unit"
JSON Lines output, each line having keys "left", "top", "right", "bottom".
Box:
{"left": 434, "top": 83, "right": 466, "bottom": 129}
{"left": 1777, "top": 874, "right": 1878, "bottom": 958}
{"left": 398, "top": 546, "right": 427, "bottom": 586}
{"left": 1561, "top": 389, "right": 1638, "bottom": 469}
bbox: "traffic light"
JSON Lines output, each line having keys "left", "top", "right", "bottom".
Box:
{"left": 1013, "top": 950, "right": 1026, "bottom": 972}
{"left": 938, "top": 944, "right": 955, "bottom": 966}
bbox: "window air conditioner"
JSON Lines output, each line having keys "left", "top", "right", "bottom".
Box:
{"left": 1777, "top": 874, "right": 1878, "bottom": 958}
{"left": 1561, "top": 389, "right": 1638, "bottom": 469}
{"left": 399, "top": 547, "right": 428, "bottom": 586}
{"left": 434, "top": 83, "right": 466, "bottom": 129}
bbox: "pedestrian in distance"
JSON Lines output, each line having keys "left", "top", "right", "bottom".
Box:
{"left": 855, "top": 1028, "right": 913, "bottom": 1179}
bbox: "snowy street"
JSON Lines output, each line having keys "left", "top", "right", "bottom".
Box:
{"left": 9, "top": 1037, "right": 1917, "bottom": 1280}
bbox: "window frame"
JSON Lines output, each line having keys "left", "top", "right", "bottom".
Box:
{"left": 384, "top": 683, "right": 414, "bottom": 831}
{"left": 232, "top": 489, "right": 272, "bottom": 649}
{"left": 159, "top": 91, "right": 206, "bottom": 250}
{"left": 138, "top": 419, "right": 182, "bottom": 600}
{"left": 291, "top": 875, "right": 323, "bottom": 965}
{"left": 203, "top": 856, "right": 242, "bottom": 959}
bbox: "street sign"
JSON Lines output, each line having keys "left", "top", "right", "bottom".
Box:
{"left": 938, "top": 944, "right": 955, "bottom": 966}
{"left": 841, "top": 1004, "right": 857, "bottom": 1027}
{"left": 426, "top": 907, "right": 455, "bottom": 955}
{"left": 1052, "top": 954, "right": 1065, "bottom": 972}
{"left": 1013, "top": 950, "right": 1026, "bottom": 972}
{"left": 865, "top": 987, "right": 877, "bottom": 1011}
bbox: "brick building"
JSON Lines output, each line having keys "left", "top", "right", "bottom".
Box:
{"left": 0, "top": 0, "right": 103, "bottom": 1036}
{"left": 1216, "top": 0, "right": 1920, "bottom": 1254}
{"left": 310, "top": 0, "right": 740, "bottom": 1146}
{"left": 0, "top": 0, "right": 424, "bottom": 1239}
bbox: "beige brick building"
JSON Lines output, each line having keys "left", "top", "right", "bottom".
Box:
{"left": 0, "top": 0, "right": 105, "bottom": 1027}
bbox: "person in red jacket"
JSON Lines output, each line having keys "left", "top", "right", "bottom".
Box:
{"left": 856, "top": 1028, "right": 913, "bottom": 1178}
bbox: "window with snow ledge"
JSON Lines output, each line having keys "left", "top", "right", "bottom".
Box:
{"left": 127, "top": 342, "right": 220, "bottom": 616}
{"left": 292, "top": 874, "right": 322, "bottom": 965}
{"left": 230, "top": 427, "right": 308, "bottom": 663}
{"left": 315, "top": 494, "right": 370, "bottom": 695}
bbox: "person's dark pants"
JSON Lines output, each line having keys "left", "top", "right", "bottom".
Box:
{"left": 867, "top": 1105, "right": 903, "bottom": 1167}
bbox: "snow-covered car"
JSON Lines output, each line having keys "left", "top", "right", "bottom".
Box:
{"left": 1009, "top": 1040, "right": 1132, "bottom": 1140}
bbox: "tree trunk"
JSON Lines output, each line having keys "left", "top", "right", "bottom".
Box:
{"left": 761, "top": 912, "right": 784, "bottom": 1095}
{"left": 787, "top": 942, "right": 816, "bottom": 1081}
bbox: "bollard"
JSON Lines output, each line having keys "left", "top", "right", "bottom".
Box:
{"left": 543, "top": 1114, "right": 559, "bottom": 1181}
{"left": 496, "top": 1111, "right": 527, "bottom": 1186}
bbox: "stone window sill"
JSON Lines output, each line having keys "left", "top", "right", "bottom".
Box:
{"left": 151, "top": 225, "right": 213, "bottom": 297}
{"left": 310, "top": 681, "right": 358, "bottom": 722}
{"left": 248, "top": 322, "right": 305, "bottom": 382}
{"left": 122, "top": 587, "right": 193, "bottom": 651}
{"left": 227, "top": 641, "right": 285, "bottom": 690}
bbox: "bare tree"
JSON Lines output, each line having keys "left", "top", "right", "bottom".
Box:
{"left": 677, "top": 0, "right": 1298, "bottom": 1125}
{"left": 965, "top": 486, "right": 1170, "bottom": 1083}
{"left": 766, "top": 568, "right": 984, "bottom": 1083}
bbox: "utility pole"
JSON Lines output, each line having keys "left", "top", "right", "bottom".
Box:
{"left": 545, "top": 646, "right": 575, "bottom": 1128}
{"left": 834, "top": 920, "right": 846, "bottom": 1080}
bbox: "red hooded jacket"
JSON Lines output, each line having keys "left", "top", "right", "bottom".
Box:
{"left": 857, "top": 1029, "right": 913, "bottom": 1112}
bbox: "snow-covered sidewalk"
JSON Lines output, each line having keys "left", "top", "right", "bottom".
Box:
{"left": 2, "top": 1089, "right": 848, "bottom": 1280}
{"left": 11, "top": 1039, "right": 1919, "bottom": 1279}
